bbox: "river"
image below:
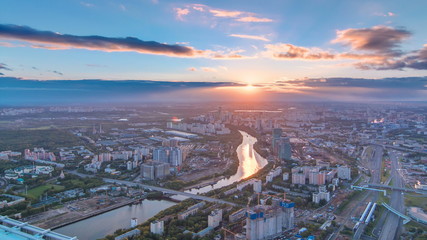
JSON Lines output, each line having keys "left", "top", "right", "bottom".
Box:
{"left": 185, "top": 130, "right": 268, "bottom": 194}
{"left": 55, "top": 130, "right": 266, "bottom": 240}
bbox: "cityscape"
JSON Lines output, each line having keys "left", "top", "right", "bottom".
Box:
{"left": 1, "top": 1, "right": 427, "bottom": 240}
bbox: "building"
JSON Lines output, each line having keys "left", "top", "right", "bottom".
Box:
{"left": 272, "top": 128, "right": 283, "bottom": 152}
{"left": 178, "top": 202, "right": 206, "bottom": 220}
{"left": 246, "top": 199, "right": 295, "bottom": 240}
{"left": 150, "top": 220, "right": 164, "bottom": 235}
{"left": 115, "top": 229, "right": 141, "bottom": 240}
{"left": 141, "top": 161, "right": 170, "bottom": 180}
{"left": 337, "top": 165, "right": 351, "bottom": 180}
{"left": 229, "top": 208, "right": 246, "bottom": 222}
{"left": 312, "top": 186, "right": 330, "bottom": 204}
{"left": 153, "top": 147, "right": 183, "bottom": 167}
{"left": 278, "top": 137, "right": 292, "bottom": 161}
{"left": 308, "top": 170, "right": 326, "bottom": 185}
{"left": 253, "top": 179, "right": 262, "bottom": 193}
{"left": 0, "top": 215, "right": 78, "bottom": 240}
{"left": 208, "top": 209, "right": 223, "bottom": 228}
{"left": 283, "top": 173, "right": 289, "bottom": 181}
{"left": 292, "top": 172, "right": 305, "bottom": 185}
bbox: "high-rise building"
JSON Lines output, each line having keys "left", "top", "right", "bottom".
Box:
{"left": 169, "top": 148, "right": 182, "bottom": 167}
{"left": 253, "top": 179, "right": 262, "bottom": 193}
{"left": 308, "top": 170, "right": 326, "bottom": 185}
{"left": 337, "top": 165, "right": 351, "bottom": 180}
{"left": 246, "top": 199, "right": 295, "bottom": 240}
{"left": 278, "top": 137, "right": 292, "bottom": 161}
{"left": 312, "top": 186, "right": 330, "bottom": 204}
{"left": 208, "top": 209, "right": 223, "bottom": 228}
{"left": 272, "top": 128, "right": 283, "bottom": 154}
{"left": 292, "top": 172, "right": 305, "bottom": 185}
{"left": 150, "top": 220, "right": 164, "bottom": 235}
{"left": 141, "top": 161, "right": 170, "bottom": 180}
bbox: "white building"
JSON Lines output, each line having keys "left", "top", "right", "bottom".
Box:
{"left": 312, "top": 186, "right": 330, "bottom": 204}
{"left": 208, "top": 209, "right": 223, "bottom": 228}
{"left": 283, "top": 173, "right": 289, "bottom": 181}
{"left": 150, "top": 220, "right": 164, "bottom": 235}
{"left": 253, "top": 179, "right": 262, "bottom": 193}
{"left": 337, "top": 165, "right": 351, "bottom": 180}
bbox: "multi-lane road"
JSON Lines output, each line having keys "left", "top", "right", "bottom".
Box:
{"left": 379, "top": 152, "right": 405, "bottom": 240}
{"left": 353, "top": 145, "right": 383, "bottom": 240}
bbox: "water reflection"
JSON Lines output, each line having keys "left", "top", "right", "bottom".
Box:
{"left": 185, "top": 131, "right": 267, "bottom": 195}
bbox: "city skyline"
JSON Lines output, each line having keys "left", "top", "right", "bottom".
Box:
{"left": 1, "top": 0, "right": 427, "bottom": 102}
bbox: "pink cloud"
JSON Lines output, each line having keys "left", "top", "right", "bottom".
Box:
{"left": 229, "top": 34, "right": 270, "bottom": 42}
{"left": 174, "top": 8, "right": 190, "bottom": 21}
{"left": 236, "top": 16, "right": 273, "bottom": 23}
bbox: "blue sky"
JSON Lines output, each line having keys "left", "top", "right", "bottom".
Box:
{"left": 1, "top": 0, "right": 427, "bottom": 102}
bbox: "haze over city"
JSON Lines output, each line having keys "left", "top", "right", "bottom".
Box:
{"left": 0, "top": 1, "right": 427, "bottom": 240}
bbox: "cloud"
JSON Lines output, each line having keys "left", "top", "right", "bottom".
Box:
{"left": 236, "top": 17, "right": 273, "bottom": 23}
{"left": 174, "top": 8, "right": 190, "bottom": 21}
{"left": 0, "top": 63, "right": 12, "bottom": 71}
{"left": 229, "top": 34, "right": 270, "bottom": 42}
{"left": 264, "top": 43, "right": 335, "bottom": 60}
{"left": 51, "top": 70, "right": 63, "bottom": 76}
{"left": 0, "top": 24, "right": 204, "bottom": 57}
{"left": 0, "top": 73, "right": 4, "bottom": 75}
{"left": 187, "top": 67, "right": 197, "bottom": 71}
{"left": 210, "top": 9, "right": 242, "bottom": 18}
{"left": 201, "top": 67, "right": 217, "bottom": 72}
{"left": 178, "top": 4, "right": 273, "bottom": 24}
{"left": 355, "top": 44, "right": 427, "bottom": 70}
{"left": 80, "top": 2, "right": 94, "bottom": 8}
{"left": 332, "top": 25, "right": 410, "bottom": 56}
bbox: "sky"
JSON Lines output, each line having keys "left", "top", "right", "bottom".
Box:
{"left": 1, "top": 0, "right": 427, "bottom": 103}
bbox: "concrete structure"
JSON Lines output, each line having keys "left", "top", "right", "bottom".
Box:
{"left": 283, "top": 172, "right": 289, "bottom": 181}
{"left": 246, "top": 199, "right": 295, "bottom": 240}
{"left": 0, "top": 215, "right": 78, "bottom": 240}
{"left": 253, "top": 179, "right": 262, "bottom": 193}
{"left": 150, "top": 220, "right": 164, "bottom": 235}
{"left": 337, "top": 165, "right": 351, "bottom": 180}
{"left": 208, "top": 209, "right": 223, "bottom": 228}
{"left": 141, "top": 161, "right": 170, "bottom": 180}
{"left": 408, "top": 207, "right": 427, "bottom": 225}
{"left": 312, "top": 186, "right": 330, "bottom": 204}
{"left": 292, "top": 172, "right": 305, "bottom": 185}
{"left": 308, "top": 170, "right": 326, "bottom": 185}
{"left": 229, "top": 208, "right": 246, "bottom": 222}
{"left": 130, "top": 218, "right": 138, "bottom": 228}
{"left": 115, "top": 229, "right": 141, "bottom": 240}
{"left": 178, "top": 202, "right": 206, "bottom": 220}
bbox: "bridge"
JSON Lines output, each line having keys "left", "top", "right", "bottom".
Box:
{"left": 351, "top": 185, "right": 387, "bottom": 196}
{"left": 103, "top": 178, "right": 241, "bottom": 207}
{"left": 65, "top": 170, "right": 241, "bottom": 207}
{"left": 368, "top": 183, "right": 427, "bottom": 195}
{"left": 381, "top": 202, "right": 411, "bottom": 224}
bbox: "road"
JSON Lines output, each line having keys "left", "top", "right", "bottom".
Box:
{"left": 66, "top": 170, "right": 240, "bottom": 207}
{"left": 379, "top": 151, "right": 405, "bottom": 240}
{"left": 353, "top": 145, "right": 383, "bottom": 240}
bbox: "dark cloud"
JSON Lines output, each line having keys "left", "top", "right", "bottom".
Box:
{"left": 0, "top": 73, "right": 4, "bottom": 75}
{"left": 355, "top": 45, "right": 427, "bottom": 70}
{"left": 333, "top": 25, "right": 411, "bottom": 56}
{"left": 0, "top": 63, "right": 12, "bottom": 71}
{"left": 276, "top": 77, "right": 427, "bottom": 89}
{"left": 0, "top": 24, "right": 196, "bottom": 57}
{"left": 51, "top": 70, "right": 63, "bottom": 76}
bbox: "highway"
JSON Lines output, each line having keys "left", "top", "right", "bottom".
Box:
{"left": 66, "top": 170, "right": 240, "bottom": 207}
{"left": 379, "top": 152, "right": 405, "bottom": 240}
{"left": 352, "top": 145, "right": 383, "bottom": 240}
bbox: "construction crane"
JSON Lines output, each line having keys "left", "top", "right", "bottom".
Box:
{"left": 222, "top": 227, "right": 239, "bottom": 240}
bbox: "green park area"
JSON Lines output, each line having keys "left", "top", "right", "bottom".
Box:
{"left": 405, "top": 195, "right": 427, "bottom": 211}
{"left": 27, "top": 184, "right": 65, "bottom": 199}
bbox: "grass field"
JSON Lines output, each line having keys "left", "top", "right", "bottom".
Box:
{"left": 0, "top": 129, "right": 84, "bottom": 151}
{"left": 405, "top": 195, "right": 427, "bottom": 211}
{"left": 27, "top": 184, "right": 65, "bottom": 199}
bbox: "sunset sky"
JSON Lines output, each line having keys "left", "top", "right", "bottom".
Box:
{"left": 1, "top": 0, "right": 427, "bottom": 103}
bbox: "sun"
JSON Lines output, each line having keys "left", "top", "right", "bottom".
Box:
{"left": 244, "top": 84, "right": 256, "bottom": 91}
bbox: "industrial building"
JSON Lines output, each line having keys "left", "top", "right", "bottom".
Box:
{"left": 0, "top": 215, "right": 78, "bottom": 240}
{"left": 245, "top": 199, "right": 295, "bottom": 240}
